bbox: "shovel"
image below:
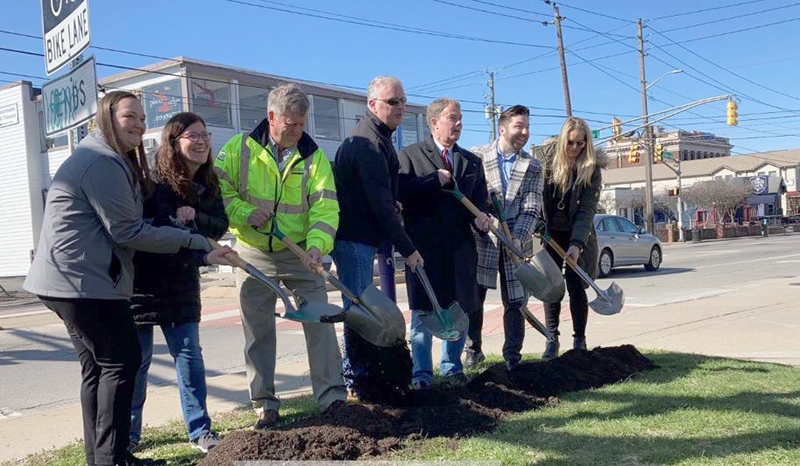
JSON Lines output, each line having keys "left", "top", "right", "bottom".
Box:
{"left": 537, "top": 234, "right": 625, "bottom": 315}
{"left": 207, "top": 238, "right": 345, "bottom": 323}
{"left": 444, "top": 179, "right": 565, "bottom": 303}
{"left": 489, "top": 192, "right": 551, "bottom": 340}
{"left": 412, "top": 266, "right": 468, "bottom": 341}
{"left": 267, "top": 227, "right": 407, "bottom": 347}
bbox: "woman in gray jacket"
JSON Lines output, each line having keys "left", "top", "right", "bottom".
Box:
{"left": 24, "top": 91, "right": 234, "bottom": 466}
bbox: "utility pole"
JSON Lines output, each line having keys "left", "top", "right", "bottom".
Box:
{"left": 677, "top": 164, "right": 684, "bottom": 242}
{"left": 488, "top": 71, "right": 497, "bottom": 140}
{"left": 546, "top": 1, "right": 572, "bottom": 116}
{"left": 637, "top": 18, "right": 655, "bottom": 234}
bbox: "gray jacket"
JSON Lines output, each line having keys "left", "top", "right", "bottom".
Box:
{"left": 24, "top": 132, "right": 193, "bottom": 300}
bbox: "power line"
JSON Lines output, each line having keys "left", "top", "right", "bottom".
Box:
{"left": 650, "top": 0, "right": 769, "bottom": 21}
{"left": 676, "top": 15, "right": 800, "bottom": 45}
{"left": 464, "top": 0, "right": 551, "bottom": 18}
{"left": 225, "top": 0, "right": 554, "bottom": 49}
{"left": 554, "top": 1, "right": 635, "bottom": 24}
{"left": 659, "top": 1, "right": 800, "bottom": 34}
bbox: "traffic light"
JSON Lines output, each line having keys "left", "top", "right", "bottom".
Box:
{"left": 654, "top": 143, "right": 664, "bottom": 163}
{"left": 612, "top": 117, "right": 622, "bottom": 139}
{"left": 727, "top": 100, "right": 738, "bottom": 126}
{"left": 667, "top": 188, "right": 680, "bottom": 196}
{"left": 628, "top": 142, "right": 639, "bottom": 163}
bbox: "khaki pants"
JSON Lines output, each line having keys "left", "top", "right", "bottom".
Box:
{"left": 235, "top": 243, "right": 346, "bottom": 412}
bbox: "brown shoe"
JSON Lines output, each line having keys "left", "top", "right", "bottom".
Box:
{"left": 254, "top": 409, "right": 279, "bottom": 430}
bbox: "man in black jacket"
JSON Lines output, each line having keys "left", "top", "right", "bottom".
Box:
{"left": 398, "top": 98, "right": 492, "bottom": 390}
{"left": 332, "top": 76, "right": 424, "bottom": 395}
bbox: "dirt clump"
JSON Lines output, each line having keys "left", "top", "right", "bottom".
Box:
{"left": 201, "top": 345, "right": 654, "bottom": 466}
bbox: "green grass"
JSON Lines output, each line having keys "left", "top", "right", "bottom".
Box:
{"left": 7, "top": 352, "right": 800, "bottom": 465}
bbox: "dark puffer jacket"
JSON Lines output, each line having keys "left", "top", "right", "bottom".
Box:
{"left": 130, "top": 180, "right": 228, "bottom": 326}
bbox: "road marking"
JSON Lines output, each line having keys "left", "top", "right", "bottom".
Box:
{"left": 694, "top": 253, "right": 800, "bottom": 269}
{"left": 0, "top": 407, "right": 21, "bottom": 419}
{"left": 777, "top": 260, "right": 800, "bottom": 264}
{"left": 0, "top": 309, "right": 51, "bottom": 319}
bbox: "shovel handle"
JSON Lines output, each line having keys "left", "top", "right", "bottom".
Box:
{"left": 271, "top": 228, "right": 362, "bottom": 304}
{"left": 541, "top": 235, "right": 608, "bottom": 299}
{"left": 414, "top": 266, "right": 443, "bottom": 313}
{"left": 490, "top": 192, "right": 520, "bottom": 266}
{"left": 456, "top": 195, "right": 526, "bottom": 260}
{"left": 207, "top": 238, "right": 251, "bottom": 271}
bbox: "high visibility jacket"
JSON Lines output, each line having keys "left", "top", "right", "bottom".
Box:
{"left": 214, "top": 118, "right": 339, "bottom": 254}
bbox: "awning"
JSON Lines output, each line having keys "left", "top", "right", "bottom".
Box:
{"left": 787, "top": 191, "right": 800, "bottom": 197}
{"left": 746, "top": 194, "right": 778, "bottom": 205}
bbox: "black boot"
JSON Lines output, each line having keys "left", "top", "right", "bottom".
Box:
{"left": 542, "top": 337, "right": 560, "bottom": 361}
{"left": 573, "top": 336, "right": 587, "bottom": 351}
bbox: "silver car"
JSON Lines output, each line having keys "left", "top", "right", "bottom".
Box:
{"left": 594, "top": 214, "right": 662, "bottom": 277}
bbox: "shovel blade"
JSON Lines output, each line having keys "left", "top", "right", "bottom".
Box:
{"left": 589, "top": 281, "right": 625, "bottom": 315}
{"left": 515, "top": 250, "right": 565, "bottom": 303}
{"left": 288, "top": 300, "right": 347, "bottom": 323}
{"left": 419, "top": 301, "right": 468, "bottom": 341}
{"left": 343, "top": 284, "right": 406, "bottom": 347}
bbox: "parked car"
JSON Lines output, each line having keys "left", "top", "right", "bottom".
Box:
{"left": 594, "top": 214, "right": 662, "bottom": 277}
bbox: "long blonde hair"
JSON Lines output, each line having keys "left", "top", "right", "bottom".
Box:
{"left": 550, "top": 117, "right": 596, "bottom": 193}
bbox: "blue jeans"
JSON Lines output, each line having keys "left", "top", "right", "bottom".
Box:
{"left": 410, "top": 310, "right": 466, "bottom": 385}
{"left": 330, "top": 240, "right": 378, "bottom": 392}
{"left": 129, "top": 322, "right": 211, "bottom": 444}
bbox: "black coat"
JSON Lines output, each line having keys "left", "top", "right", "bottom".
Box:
{"left": 130, "top": 180, "right": 229, "bottom": 326}
{"left": 398, "top": 136, "right": 488, "bottom": 314}
{"left": 334, "top": 111, "right": 416, "bottom": 256}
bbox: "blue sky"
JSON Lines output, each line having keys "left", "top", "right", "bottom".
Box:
{"left": 2, "top": 0, "right": 799, "bottom": 154}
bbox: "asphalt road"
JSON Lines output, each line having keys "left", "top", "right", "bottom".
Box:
{"left": 1, "top": 233, "right": 798, "bottom": 419}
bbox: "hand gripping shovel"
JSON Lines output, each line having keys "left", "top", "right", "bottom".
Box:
{"left": 538, "top": 234, "right": 625, "bottom": 315}
{"left": 207, "top": 238, "right": 345, "bottom": 323}
{"left": 444, "top": 179, "right": 565, "bottom": 303}
{"left": 268, "top": 227, "right": 407, "bottom": 347}
{"left": 412, "top": 266, "right": 468, "bottom": 341}
{"left": 489, "top": 192, "right": 551, "bottom": 340}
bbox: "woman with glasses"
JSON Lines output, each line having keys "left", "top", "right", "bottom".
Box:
{"left": 539, "top": 117, "right": 605, "bottom": 360}
{"left": 24, "top": 93, "right": 234, "bottom": 466}
{"left": 128, "top": 112, "right": 228, "bottom": 454}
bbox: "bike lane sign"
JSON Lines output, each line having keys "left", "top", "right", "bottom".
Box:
{"left": 42, "top": 55, "right": 98, "bottom": 137}
{"left": 41, "top": 0, "right": 91, "bottom": 75}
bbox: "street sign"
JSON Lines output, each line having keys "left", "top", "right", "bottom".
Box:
{"left": 663, "top": 151, "right": 674, "bottom": 160}
{"left": 42, "top": 55, "right": 98, "bottom": 137}
{"left": 591, "top": 130, "right": 599, "bottom": 138}
{"left": 41, "top": 0, "right": 91, "bottom": 75}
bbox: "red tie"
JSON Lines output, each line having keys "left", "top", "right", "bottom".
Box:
{"left": 441, "top": 148, "right": 453, "bottom": 172}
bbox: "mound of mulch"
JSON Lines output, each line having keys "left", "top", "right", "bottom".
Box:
{"left": 201, "top": 345, "right": 655, "bottom": 465}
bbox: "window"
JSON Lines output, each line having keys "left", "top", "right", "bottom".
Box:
{"left": 141, "top": 79, "right": 183, "bottom": 129}
{"left": 618, "top": 217, "right": 640, "bottom": 234}
{"left": 191, "top": 78, "right": 231, "bottom": 127}
{"left": 400, "top": 113, "right": 418, "bottom": 148}
{"left": 38, "top": 111, "right": 67, "bottom": 150}
{"left": 239, "top": 83, "right": 269, "bottom": 133}
{"left": 601, "top": 218, "right": 623, "bottom": 233}
{"left": 313, "top": 96, "right": 340, "bottom": 140}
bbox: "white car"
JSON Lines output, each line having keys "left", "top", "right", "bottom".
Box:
{"left": 594, "top": 214, "right": 663, "bottom": 277}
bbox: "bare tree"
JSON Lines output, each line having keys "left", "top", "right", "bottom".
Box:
{"left": 682, "top": 179, "right": 751, "bottom": 224}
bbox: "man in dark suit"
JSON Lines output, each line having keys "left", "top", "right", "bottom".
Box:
{"left": 398, "top": 98, "right": 492, "bottom": 390}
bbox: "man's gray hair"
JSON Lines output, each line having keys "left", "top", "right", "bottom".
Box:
{"left": 426, "top": 98, "right": 461, "bottom": 126}
{"left": 268, "top": 83, "right": 309, "bottom": 116}
{"left": 367, "top": 76, "right": 403, "bottom": 101}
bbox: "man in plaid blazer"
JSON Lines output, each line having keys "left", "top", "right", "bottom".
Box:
{"left": 467, "top": 105, "right": 544, "bottom": 371}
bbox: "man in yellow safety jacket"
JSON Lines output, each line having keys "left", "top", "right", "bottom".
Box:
{"left": 214, "top": 83, "right": 346, "bottom": 429}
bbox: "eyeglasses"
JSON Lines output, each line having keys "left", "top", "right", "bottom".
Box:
{"left": 567, "top": 140, "right": 586, "bottom": 148}
{"left": 375, "top": 97, "right": 407, "bottom": 107}
{"left": 179, "top": 131, "right": 212, "bottom": 142}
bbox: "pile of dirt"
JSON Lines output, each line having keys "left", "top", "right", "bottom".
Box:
{"left": 346, "top": 338, "right": 413, "bottom": 404}
{"left": 201, "top": 345, "right": 655, "bottom": 466}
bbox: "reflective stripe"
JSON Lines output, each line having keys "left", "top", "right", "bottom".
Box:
{"left": 308, "top": 189, "right": 337, "bottom": 204}
{"left": 309, "top": 221, "right": 336, "bottom": 237}
{"left": 214, "top": 167, "right": 234, "bottom": 186}
{"left": 244, "top": 196, "right": 276, "bottom": 212}
{"left": 301, "top": 162, "right": 312, "bottom": 212}
{"left": 277, "top": 203, "right": 307, "bottom": 214}
{"left": 239, "top": 136, "right": 251, "bottom": 199}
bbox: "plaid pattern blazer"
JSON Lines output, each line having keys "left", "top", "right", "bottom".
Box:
{"left": 471, "top": 140, "right": 544, "bottom": 305}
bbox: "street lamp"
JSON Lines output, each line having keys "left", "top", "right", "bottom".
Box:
{"left": 646, "top": 69, "right": 683, "bottom": 91}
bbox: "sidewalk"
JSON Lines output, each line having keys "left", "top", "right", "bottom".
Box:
{"left": 1, "top": 275, "right": 798, "bottom": 463}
